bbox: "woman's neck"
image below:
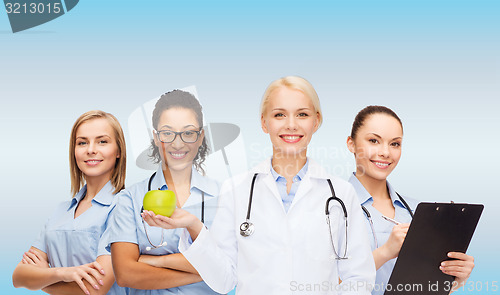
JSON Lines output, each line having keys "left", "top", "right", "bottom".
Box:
{"left": 355, "top": 171, "right": 390, "bottom": 201}
{"left": 84, "top": 175, "right": 111, "bottom": 200}
{"left": 163, "top": 166, "right": 192, "bottom": 187}
{"left": 162, "top": 163, "right": 192, "bottom": 207}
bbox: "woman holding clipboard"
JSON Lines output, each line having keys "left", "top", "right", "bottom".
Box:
{"left": 346, "top": 105, "right": 475, "bottom": 294}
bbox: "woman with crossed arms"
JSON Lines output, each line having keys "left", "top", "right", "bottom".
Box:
{"left": 12, "top": 110, "right": 128, "bottom": 295}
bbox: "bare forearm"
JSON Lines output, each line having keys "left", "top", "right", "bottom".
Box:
{"left": 43, "top": 282, "right": 85, "bottom": 295}
{"left": 112, "top": 243, "right": 201, "bottom": 289}
{"left": 163, "top": 253, "right": 198, "bottom": 274}
{"left": 42, "top": 255, "right": 115, "bottom": 295}
{"left": 187, "top": 221, "right": 203, "bottom": 242}
{"left": 43, "top": 281, "right": 110, "bottom": 295}
{"left": 141, "top": 253, "right": 198, "bottom": 274}
{"left": 115, "top": 260, "right": 201, "bottom": 289}
{"left": 372, "top": 246, "right": 392, "bottom": 270}
{"left": 13, "top": 263, "right": 60, "bottom": 290}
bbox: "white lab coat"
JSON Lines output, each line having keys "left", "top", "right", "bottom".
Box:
{"left": 180, "top": 158, "right": 375, "bottom": 294}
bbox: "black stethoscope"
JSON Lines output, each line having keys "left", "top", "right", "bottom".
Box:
{"left": 239, "top": 174, "right": 350, "bottom": 260}
{"left": 361, "top": 192, "right": 413, "bottom": 249}
{"left": 141, "top": 172, "right": 205, "bottom": 251}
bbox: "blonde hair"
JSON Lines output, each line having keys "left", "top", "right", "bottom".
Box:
{"left": 69, "top": 110, "right": 127, "bottom": 196}
{"left": 260, "top": 76, "right": 323, "bottom": 127}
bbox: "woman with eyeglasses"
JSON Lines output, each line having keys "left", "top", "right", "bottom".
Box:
{"left": 141, "top": 77, "right": 376, "bottom": 294}
{"left": 105, "top": 90, "right": 221, "bottom": 294}
{"left": 346, "top": 105, "right": 475, "bottom": 295}
{"left": 12, "top": 110, "right": 128, "bottom": 295}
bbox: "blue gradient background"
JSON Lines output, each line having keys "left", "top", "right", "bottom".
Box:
{"left": 1, "top": 1, "right": 499, "bottom": 294}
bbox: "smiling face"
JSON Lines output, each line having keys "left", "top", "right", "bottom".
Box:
{"left": 74, "top": 118, "right": 120, "bottom": 182}
{"left": 347, "top": 113, "right": 403, "bottom": 182}
{"left": 153, "top": 107, "right": 204, "bottom": 173}
{"left": 261, "top": 86, "right": 320, "bottom": 158}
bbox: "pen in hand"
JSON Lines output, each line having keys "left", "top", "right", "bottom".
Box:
{"left": 382, "top": 215, "right": 401, "bottom": 225}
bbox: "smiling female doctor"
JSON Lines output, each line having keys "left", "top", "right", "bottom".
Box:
{"left": 142, "top": 76, "right": 376, "bottom": 294}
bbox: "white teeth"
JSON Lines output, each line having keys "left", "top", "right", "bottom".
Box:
{"left": 283, "top": 136, "right": 300, "bottom": 140}
{"left": 86, "top": 160, "right": 101, "bottom": 164}
{"left": 170, "top": 152, "right": 186, "bottom": 158}
{"left": 374, "top": 162, "right": 389, "bottom": 167}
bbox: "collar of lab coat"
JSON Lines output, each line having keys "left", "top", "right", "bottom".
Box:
{"left": 252, "top": 157, "right": 330, "bottom": 179}
{"left": 251, "top": 157, "right": 331, "bottom": 211}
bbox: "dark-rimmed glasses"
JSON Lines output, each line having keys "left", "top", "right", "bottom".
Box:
{"left": 155, "top": 128, "right": 202, "bottom": 143}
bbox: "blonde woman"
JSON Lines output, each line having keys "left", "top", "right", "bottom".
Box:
{"left": 142, "top": 77, "right": 376, "bottom": 294}
{"left": 12, "top": 110, "right": 127, "bottom": 295}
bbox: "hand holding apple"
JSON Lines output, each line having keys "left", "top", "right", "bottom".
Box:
{"left": 143, "top": 189, "right": 176, "bottom": 217}
{"left": 141, "top": 208, "right": 196, "bottom": 229}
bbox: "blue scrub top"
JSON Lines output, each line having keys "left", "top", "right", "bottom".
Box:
{"left": 32, "top": 181, "right": 127, "bottom": 295}
{"left": 104, "top": 165, "right": 220, "bottom": 295}
{"left": 348, "top": 173, "right": 419, "bottom": 295}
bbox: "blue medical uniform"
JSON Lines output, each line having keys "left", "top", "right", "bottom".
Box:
{"left": 104, "top": 165, "right": 220, "bottom": 295}
{"left": 32, "top": 181, "right": 127, "bottom": 295}
{"left": 348, "top": 173, "right": 419, "bottom": 295}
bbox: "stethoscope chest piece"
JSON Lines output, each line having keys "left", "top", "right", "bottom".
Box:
{"left": 240, "top": 220, "right": 255, "bottom": 237}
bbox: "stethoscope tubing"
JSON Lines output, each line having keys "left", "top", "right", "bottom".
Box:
{"left": 325, "top": 179, "right": 349, "bottom": 260}
{"left": 361, "top": 192, "right": 413, "bottom": 249}
{"left": 142, "top": 172, "right": 205, "bottom": 250}
{"left": 240, "top": 174, "right": 350, "bottom": 259}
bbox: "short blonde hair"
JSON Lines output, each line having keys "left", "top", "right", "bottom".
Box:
{"left": 69, "top": 110, "right": 127, "bottom": 196}
{"left": 260, "top": 76, "right": 323, "bottom": 127}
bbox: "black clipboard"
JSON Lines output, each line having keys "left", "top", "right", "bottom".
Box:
{"left": 384, "top": 202, "right": 483, "bottom": 295}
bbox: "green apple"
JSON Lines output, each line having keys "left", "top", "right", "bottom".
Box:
{"left": 143, "top": 189, "right": 176, "bottom": 217}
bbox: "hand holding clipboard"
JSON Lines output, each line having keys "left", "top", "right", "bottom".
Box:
{"left": 384, "top": 202, "right": 483, "bottom": 295}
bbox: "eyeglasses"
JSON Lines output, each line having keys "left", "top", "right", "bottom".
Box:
{"left": 155, "top": 128, "right": 202, "bottom": 143}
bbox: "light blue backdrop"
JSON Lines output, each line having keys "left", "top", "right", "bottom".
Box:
{"left": 1, "top": 1, "right": 499, "bottom": 294}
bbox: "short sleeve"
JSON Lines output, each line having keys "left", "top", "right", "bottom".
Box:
{"left": 103, "top": 189, "right": 139, "bottom": 253}
{"left": 97, "top": 199, "right": 119, "bottom": 257}
{"left": 32, "top": 220, "right": 48, "bottom": 253}
{"left": 31, "top": 202, "right": 67, "bottom": 253}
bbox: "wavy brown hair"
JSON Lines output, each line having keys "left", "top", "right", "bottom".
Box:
{"left": 149, "top": 90, "right": 208, "bottom": 175}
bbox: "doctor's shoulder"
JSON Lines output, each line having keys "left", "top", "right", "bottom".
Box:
{"left": 218, "top": 170, "right": 256, "bottom": 200}
{"left": 325, "top": 174, "right": 358, "bottom": 198}
{"left": 197, "top": 172, "right": 220, "bottom": 198}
